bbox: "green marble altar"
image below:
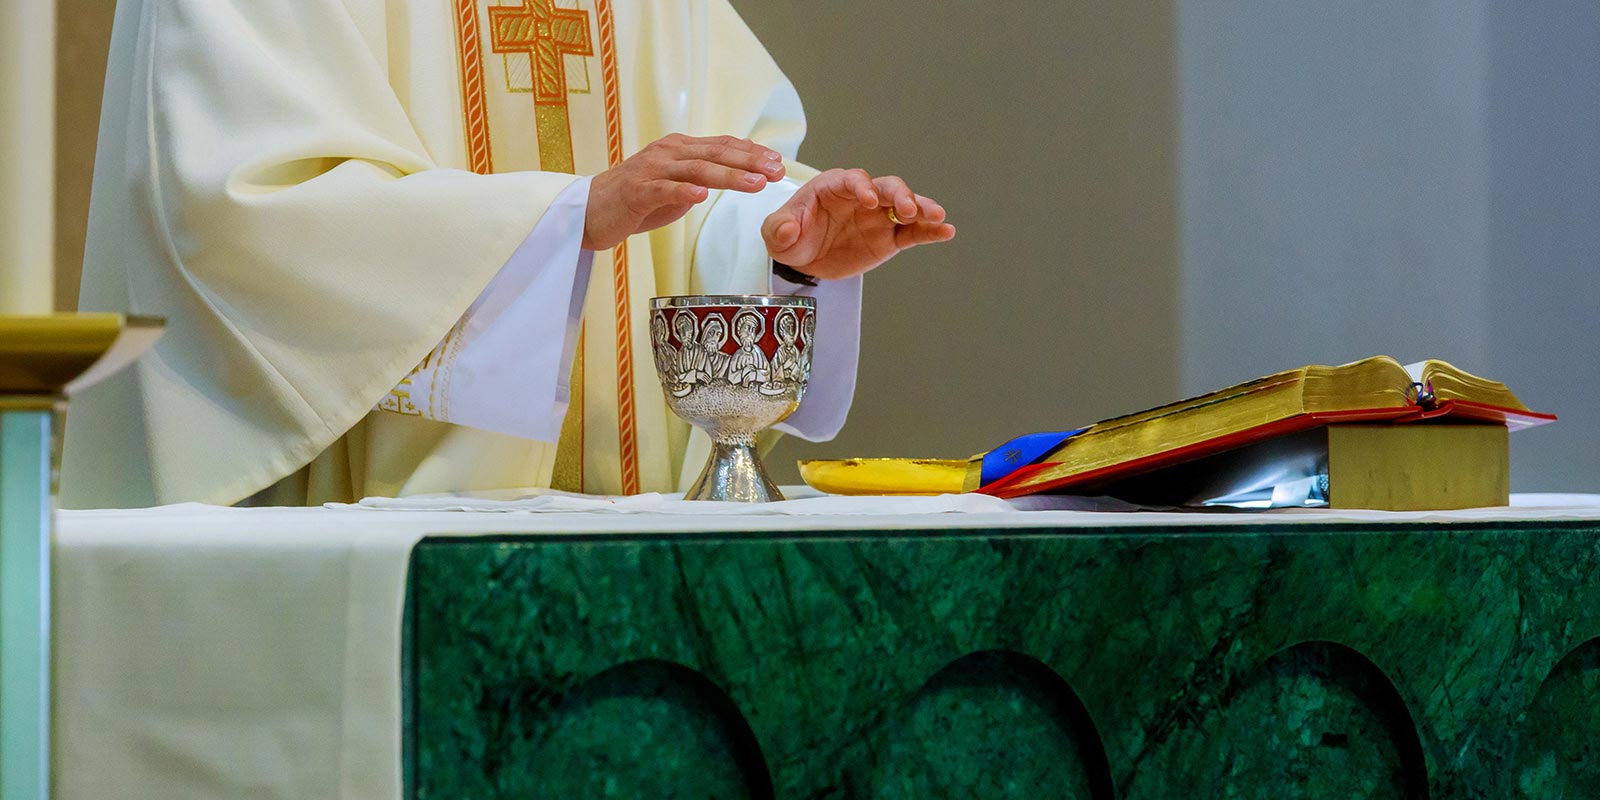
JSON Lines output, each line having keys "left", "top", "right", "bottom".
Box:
{"left": 405, "top": 521, "right": 1600, "bottom": 798}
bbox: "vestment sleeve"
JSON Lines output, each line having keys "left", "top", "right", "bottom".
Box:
{"left": 378, "top": 178, "right": 593, "bottom": 444}
{"left": 63, "top": 0, "right": 583, "bottom": 506}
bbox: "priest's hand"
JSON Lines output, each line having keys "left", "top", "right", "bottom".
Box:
{"left": 583, "top": 134, "right": 785, "bottom": 251}
{"left": 762, "top": 169, "right": 955, "bottom": 281}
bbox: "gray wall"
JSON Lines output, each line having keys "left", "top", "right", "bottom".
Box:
{"left": 1178, "top": 2, "right": 1492, "bottom": 379}
{"left": 1179, "top": 1, "right": 1599, "bottom": 490}
{"left": 733, "top": 1, "right": 1180, "bottom": 479}
{"left": 1484, "top": 2, "right": 1600, "bottom": 489}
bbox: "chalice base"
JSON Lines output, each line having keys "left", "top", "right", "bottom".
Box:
{"left": 686, "top": 440, "right": 786, "bottom": 503}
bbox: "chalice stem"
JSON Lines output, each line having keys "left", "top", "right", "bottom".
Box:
{"left": 686, "top": 437, "right": 785, "bottom": 503}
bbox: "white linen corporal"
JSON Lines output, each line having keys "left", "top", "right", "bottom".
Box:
{"left": 51, "top": 495, "right": 1600, "bottom": 799}
{"left": 336, "top": 486, "right": 1022, "bottom": 515}
{"left": 388, "top": 176, "right": 861, "bottom": 446}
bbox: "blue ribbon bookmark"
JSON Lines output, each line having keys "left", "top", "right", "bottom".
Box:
{"left": 979, "top": 428, "right": 1089, "bottom": 487}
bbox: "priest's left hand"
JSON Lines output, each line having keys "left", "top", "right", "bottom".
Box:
{"left": 762, "top": 169, "right": 956, "bottom": 281}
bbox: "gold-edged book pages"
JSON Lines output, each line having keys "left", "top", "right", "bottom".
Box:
{"left": 1413, "top": 359, "right": 1527, "bottom": 411}
{"left": 1328, "top": 424, "right": 1509, "bottom": 510}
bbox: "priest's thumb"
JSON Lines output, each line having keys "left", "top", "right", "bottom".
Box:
{"left": 764, "top": 215, "right": 802, "bottom": 252}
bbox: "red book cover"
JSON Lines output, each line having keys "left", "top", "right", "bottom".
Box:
{"left": 978, "top": 400, "right": 1556, "bottom": 499}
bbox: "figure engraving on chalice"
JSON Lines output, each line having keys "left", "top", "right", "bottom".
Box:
{"left": 798, "top": 310, "right": 816, "bottom": 378}
{"left": 668, "top": 309, "right": 702, "bottom": 397}
{"left": 651, "top": 311, "right": 676, "bottom": 384}
{"left": 764, "top": 307, "right": 803, "bottom": 396}
{"left": 726, "top": 308, "right": 770, "bottom": 387}
{"left": 697, "top": 313, "right": 732, "bottom": 382}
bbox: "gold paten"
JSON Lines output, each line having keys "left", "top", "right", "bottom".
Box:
{"left": 798, "top": 457, "right": 971, "bottom": 496}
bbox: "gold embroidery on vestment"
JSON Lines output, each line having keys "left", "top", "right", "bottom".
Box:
{"left": 533, "top": 105, "right": 576, "bottom": 173}
{"left": 379, "top": 378, "right": 423, "bottom": 416}
{"left": 551, "top": 328, "right": 585, "bottom": 492}
{"left": 488, "top": 0, "right": 593, "bottom": 172}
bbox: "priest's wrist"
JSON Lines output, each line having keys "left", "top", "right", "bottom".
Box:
{"left": 772, "top": 259, "right": 818, "bottom": 287}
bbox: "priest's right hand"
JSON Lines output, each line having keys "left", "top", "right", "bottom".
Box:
{"left": 582, "top": 134, "right": 785, "bottom": 251}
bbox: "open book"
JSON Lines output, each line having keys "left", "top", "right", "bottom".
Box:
{"left": 798, "top": 356, "right": 1554, "bottom": 499}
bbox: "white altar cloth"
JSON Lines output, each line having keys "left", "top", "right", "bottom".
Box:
{"left": 52, "top": 493, "right": 1600, "bottom": 799}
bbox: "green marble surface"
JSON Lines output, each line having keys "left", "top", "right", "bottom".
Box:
{"left": 405, "top": 522, "right": 1600, "bottom": 798}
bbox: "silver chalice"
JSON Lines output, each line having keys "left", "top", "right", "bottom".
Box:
{"left": 650, "top": 294, "right": 816, "bottom": 502}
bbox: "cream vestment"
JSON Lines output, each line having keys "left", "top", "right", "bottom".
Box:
{"left": 62, "top": 0, "right": 862, "bottom": 508}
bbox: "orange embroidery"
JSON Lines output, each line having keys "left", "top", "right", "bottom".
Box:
{"left": 595, "top": 0, "right": 639, "bottom": 495}
{"left": 487, "top": 1, "right": 593, "bottom": 104}
{"left": 453, "top": 0, "right": 493, "bottom": 174}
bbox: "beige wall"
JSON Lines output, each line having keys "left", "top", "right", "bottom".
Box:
{"left": 733, "top": 1, "right": 1178, "bottom": 478}
{"left": 53, "top": 1, "right": 1179, "bottom": 480}
{"left": 54, "top": 0, "right": 115, "bottom": 313}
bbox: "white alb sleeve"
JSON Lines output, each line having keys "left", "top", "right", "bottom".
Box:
{"left": 693, "top": 179, "right": 863, "bottom": 442}
{"left": 378, "top": 176, "right": 594, "bottom": 442}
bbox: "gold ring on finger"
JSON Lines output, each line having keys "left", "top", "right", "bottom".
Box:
{"left": 887, "top": 207, "right": 906, "bottom": 226}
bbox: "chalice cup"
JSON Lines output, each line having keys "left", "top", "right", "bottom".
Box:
{"left": 650, "top": 294, "right": 816, "bottom": 502}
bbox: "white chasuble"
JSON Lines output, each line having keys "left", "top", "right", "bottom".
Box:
{"left": 61, "top": 0, "right": 861, "bottom": 508}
